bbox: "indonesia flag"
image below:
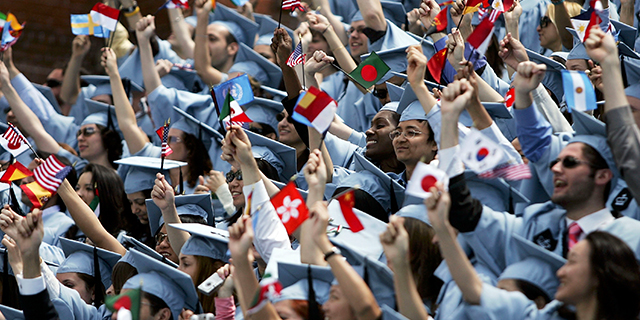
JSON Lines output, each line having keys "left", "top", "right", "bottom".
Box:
{"left": 460, "top": 129, "right": 505, "bottom": 174}
{"left": 562, "top": 70, "right": 596, "bottom": 113}
{"left": 90, "top": 3, "right": 120, "bottom": 31}
{"left": 292, "top": 86, "right": 337, "bottom": 134}
{"left": 467, "top": 17, "right": 496, "bottom": 56}
{"left": 406, "top": 162, "right": 449, "bottom": 199}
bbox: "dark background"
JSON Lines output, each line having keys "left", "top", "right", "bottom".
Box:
{"left": 0, "top": 0, "right": 295, "bottom": 83}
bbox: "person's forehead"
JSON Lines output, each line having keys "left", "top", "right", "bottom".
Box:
{"left": 351, "top": 20, "right": 366, "bottom": 28}
{"left": 565, "top": 59, "right": 588, "bottom": 71}
{"left": 207, "top": 23, "right": 230, "bottom": 37}
{"left": 398, "top": 120, "right": 424, "bottom": 130}
{"left": 373, "top": 110, "right": 395, "bottom": 123}
{"left": 561, "top": 142, "right": 586, "bottom": 158}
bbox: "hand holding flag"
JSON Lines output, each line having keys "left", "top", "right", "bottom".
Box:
{"left": 271, "top": 182, "right": 309, "bottom": 235}
{"left": 406, "top": 162, "right": 449, "bottom": 199}
{"left": 292, "top": 86, "right": 337, "bottom": 134}
{"left": 156, "top": 120, "right": 173, "bottom": 170}
{"left": 90, "top": 3, "right": 120, "bottom": 31}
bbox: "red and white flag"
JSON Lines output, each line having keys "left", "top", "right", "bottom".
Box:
{"left": 90, "top": 3, "right": 120, "bottom": 31}
{"left": 406, "top": 162, "right": 449, "bottom": 199}
{"left": 505, "top": 87, "right": 515, "bottom": 109}
{"left": 0, "top": 123, "right": 29, "bottom": 157}
{"left": 478, "top": 163, "right": 532, "bottom": 180}
{"left": 282, "top": 0, "right": 305, "bottom": 11}
{"left": 467, "top": 0, "right": 503, "bottom": 55}
{"left": 460, "top": 129, "right": 505, "bottom": 174}
{"left": 246, "top": 277, "right": 283, "bottom": 315}
{"left": 34, "top": 155, "right": 73, "bottom": 193}
{"left": 160, "top": 0, "right": 190, "bottom": 10}
{"left": 271, "top": 182, "right": 309, "bottom": 235}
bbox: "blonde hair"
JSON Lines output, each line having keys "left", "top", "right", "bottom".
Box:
{"left": 111, "top": 22, "right": 135, "bottom": 59}
{"left": 546, "top": 2, "right": 584, "bottom": 26}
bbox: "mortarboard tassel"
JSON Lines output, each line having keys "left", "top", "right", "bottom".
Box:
{"left": 93, "top": 246, "right": 105, "bottom": 307}
{"left": 307, "top": 265, "right": 322, "bottom": 320}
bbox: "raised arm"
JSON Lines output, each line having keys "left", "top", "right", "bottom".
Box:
{"left": 308, "top": 14, "right": 358, "bottom": 73}
{"left": 300, "top": 149, "right": 327, "bottom": 265}
{"left": 406, "top": 45, "right": 439, "bottom": 115}
{"left": 310, "top": 201, "right": 382, "bottom": 320}
{"left": 193, "top": 0, "right": 226, "bottom": 86}
{"left": 57, "top": 180, "right": 127, "bottom": 255}
{"left": 380, "top": 216, "right": 431, "bottom": 320}
{"left": 136, "top": 15, "right": 163, "bottom": 93}
{"left": 60, "top": 35, "right": 91, "bottom": 107}
{"left": 151, "top": 173, "right": 190, "bottom": 254}
{"left": 551, "top": 2, "right": 575, "bottom": 50}
{"left": 503, "top": 0, "right": 522, "bottom": 41}
{"left": 272, "top": 28, "right": 304, "bottom": 98}
{"left": 356, "top": 0, "right": 387, "bottom": 31}
{"left": 167, "top": 8, "right": 195, "bottom": 59}
{"left": 101, "top": 48, "right": 149, "bottom": 155}
{"left": 310, "top": 0, "right": 349, "bottom": 44}
{"left": 0, "top": 62, "right": 60, "bottom": 155}
{"left": 120, "top": 0, "right": 143, "bottom": 31}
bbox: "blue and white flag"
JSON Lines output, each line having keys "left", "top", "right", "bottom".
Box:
{"left": 561, "top": 70, "right": 596, "bottom": 113}
{"left": 70, "top": 14, "right": 110, "bottom": 38}
{"left": 212, "top": 74, "right": 255, "bottom": 109}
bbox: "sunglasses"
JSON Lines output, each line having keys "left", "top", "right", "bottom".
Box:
{"left": 276, "top": 113, "right": 294, "bottom": 123}
{"left": 226, "top": 170, "right": 243, "bottom": 183}
{"left": 155, "top": 232, "right": 170, "bottom": 245}
{"left": 76, "top": 126, "right": 98, "bottom": 138}
{"left": 549, "top": 156, "right": 591, "bottom": 170}
{"left": 539, "top": 16, "right": 552, "bottom": 29}
{"left": 46, "top": 79, "right": 62, "bottom": 88}
{"left": 372, "top": 88, "right": 388, "bottom": 99}
{"left": 167, "top": 136, "right": 183, "bottom": 144}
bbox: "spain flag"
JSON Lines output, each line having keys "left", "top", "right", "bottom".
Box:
{"left": 20, "top": 181, "right": 52, "bottom": 209}
{"left": 0, "top": 162, "right": 32, "bottom": 184}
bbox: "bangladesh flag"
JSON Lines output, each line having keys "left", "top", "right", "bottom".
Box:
{"left": 105, "top": 288, "right": 141, "bottom": 320}
{"left": 348, "top": 51, "right": 390, "bottom": 89}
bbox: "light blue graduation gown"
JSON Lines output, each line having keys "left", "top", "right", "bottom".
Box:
{"left": 518, "top": 0, "right": 551, "bottom": 55}
{"left": 368, "top": 19, "right": 419, "bottom": 52}
{"left": 462, "top": 284, "right": 566, "bottom": 320}
{"left": 42, "top": 206, "right": 75, "bottom": 247}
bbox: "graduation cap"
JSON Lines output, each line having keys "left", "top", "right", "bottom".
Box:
{"left": 526, "top": 49, "right": 565, "bottom": 104}
{"left": 464, "top": 170, "right": 530, "bottom": 212}
{"left": 405, "top": 32, "right": 437, "bottom": 59}
{"left": 618, "top": 42, "right": 640, "bottom": 60}
{"left": 245, "top": 129, "right": 297, "bottom": 181}
{"left": 395, "top": 204, "right": 430, "bottom": 225}
{"left": 276, "top": 262, "right": 334, "bottom": 304}
{"left": 212, "top": 4, "right": 260, "bottom": 47}
{"left": 172, "top": 106, "right": 225, "bottom": 150}
{"left": 396, "top": 84, "right": 429, "bottom": 122}
{"left": 362, "top": 256, "right": 396, "bottom": 308}
{"left": 81, "top": 99, "right": 120, "bottom": 134}
{"left": 622, "top": 57, "right": 640, "bottom": 90}
{"left": 119, "top": 234, "right": 179, "bottom": 268}
{"left": 0, "top": 304, "right": 24, "bottom": 320}
{"left": 386, "top": 82, "right": 404, "bottom": 102}
{"left": 81, "top": 75, "right": 144, "bottom": 98}
{"left": 32, "top": 83, "right": 62, "bottom": 114}
{"left": 260, "top": 85, "right": 288, "bottom": 102}
{"left": 360, "top": 46, "right": 411, "bottom": 84}
{"left": 610, "top": 19, "right": 637, "bottom": 49}
{"left": 122, "top": 157, "right": 172, "bottom": 194}
{"left": 58, "top": 237, "right": 122, "bottom": 289}
{"left": 550, "top": 51, "right": 569, "bottom": 62}
{"left": 566, "top": 28, "right": 589, "bottom": 61}
{"left": 270, "top": 179, "right": 309, "bottom": 199}
{"left": 243, "top": 97, "right": 284, "bottom": 134}
{"left": 124, "top": 249, "right": 200, "bottom": 320}
{"left": 254, "top": 13, "right": 294, "bottom": 46}
{"left": 169, "top": 223, "right": 230, "bottom": 262}
{"left": 625, "top": 83, "right": 640, "bottom": 100}
{"left": 229, "top": 43, "right": 283, "bottom": 88}
{"left": 500, "top": 234, "right": 566, "bottom": 300}
{"left": 351, "top": 0, "right": 408, "bottom": 29}
{"left": 570, "top": 110, "right": 619, "bottom": 179}
{"left": 353, "top": 152, "right": 405, "bottom": 209}
{"left": 458, "top": 102, "right": 513, "bottom": 127}
{"left": 328, "top": 199, "right": 389, "bottom": 263}
{"left": 161, "top": 67, "right": 199, "bottom": 92}
{"left": 390, "top": 71, "right": 444, "bottom": 93}
{"left": 115, "top": 156, "right": 187, "bottom": 171}
{"left": 146, "top": 193, "right": 215, "bottom": 236}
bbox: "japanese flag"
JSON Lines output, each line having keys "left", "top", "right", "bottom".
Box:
{"left": 460, "top": 128, "right": 505, "bottom": 173}
{"left": 406, "top": 162, "right": 449, "bottom": 199}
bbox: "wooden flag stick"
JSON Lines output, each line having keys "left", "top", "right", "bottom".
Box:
{"left": 330, "top": 62, "right": 373, "bottom": 94}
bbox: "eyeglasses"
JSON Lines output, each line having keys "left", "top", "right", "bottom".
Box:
{"left": 46, "top": 79, "right": 62, "bottom": 88}
{"left": 389, "top": 129, "right": 423, "bottom": 140}
{"left": 226, "top": 170, "right": 243, "bottom": 183}
{"left": 155, "top": 232, "right": 170, "bottom": 245}
{"left": 167, "top": 136, "right": 182, "bottom": 144}
{"left": 372, "top": 88, "right": 388, "bottom": 99}
{"left": 76, "top": 127, "right": 98, "bottom": 138}
{"left": 348, "top": 27, "right": 366, "bottom": 34}
{"left": 276, "top": 112, "right": 293, "bottom": 123}
{"left": 539, "top": 16, "right": 552, "bottom": 29}
{"left": 549, "top": 156, "right": 591, "bottom": 170}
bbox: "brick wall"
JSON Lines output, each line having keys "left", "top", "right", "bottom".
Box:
{"left": 1, "top": 0, "right": 294, "bottom": 84}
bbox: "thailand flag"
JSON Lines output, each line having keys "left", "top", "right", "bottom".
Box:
{"left": 159, "top": 0, "right": 190, "bottom": 10}
{"left": 562, "top": 70, "right": 596, "bottom": 113}
{"left": 90, "top": 3, "right": 120, "bottom": 31}
{"left": 406, "top": 162, "right": 449, "bottom": 199}
{"left": 460, "top": 129, "right": 505, "bottom": 174}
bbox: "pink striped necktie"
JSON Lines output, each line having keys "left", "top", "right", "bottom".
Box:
{"left": 568, "top": 222, "right": 583, "bottom": 250}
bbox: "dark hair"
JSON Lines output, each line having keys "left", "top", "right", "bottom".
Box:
{"left": 403, "top": 217, "right": 443, "bottom": 304}
{"left": 290, "top": 299, "right": 325, "bottom": 319}
{"left": 514, "top": 279, "right": 552, "bottom": 304}
{"left": 183, "top": 132, "right": 213, "bottom": 188}
{"left": 143, "top": 291, "right": 173, "bottom": 320}
{"left": 485, "top": 35, "right": 505, "bottom": 78}
{"left": 193, "top": 256, "right": 227, "bottom": 314}
{"left": 224, "top": 29, "right": 237, "bottom": 46}
{"left": 155, "top": 214, "right": 208, "bottom": 238}
{"left": 332, "top": 187, "right": 388, "bottom": 222}
{"left": 416, "top": 119, "right": 436, "bottom": 144}
{"left": 111, "top": 261, "right": 138, "bottom": 295}
{"left": 76, "top": 272, "right": 103, "bottom": 305}
{"left": 256, "top": 158, "right": 280, "bottom": 181}
{"left": 96, "top": 124, "right": 123, "bottom": 169}
{"left": 580, "top": 143, "right": 612, "bottom": 200}
{"left": 587, "top": 231, "right": 640, "bottom": 320}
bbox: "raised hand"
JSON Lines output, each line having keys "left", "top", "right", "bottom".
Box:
{"left": 216, "top": 264, "right": 235, "bottom": 298}
{"left": 100, "top": 47, "right": 119, "bottom": 76}
{"left": 512, "top": 61, "right": 546, "bottom": 95}
{"left": 0, "top": 61, "right": 11, "bottom": 90}
{"left": 305, "top": 50, "right": 335, "bottom": 75}
{"left": 307, "top": 12, "right": 331, "bottom": 33}
{"left": 418, "top": 0, "right": 441, "bottom": 29}
{"left": 271, "top": 28, "right": 294, "bottom": 68}
{"left": 379, "top": 215, "right": 409, "bottom": 266}
{"left": 406, "top": 45, "right": 427, "bottom": 87}
{"left": 446, "top": 29, "right": 465, "bottom": 69}
{"left": 0, "top": 205, "right": 20, "bottom": 238}
{"left": 151, "top": 173, "right": 175, "bottom": 212}
{"left": 450, "top": 0, "right": 467, "bottom": 27}
{"left": 584, "top": 26, "right": 618, "bottom": 66}
{"left": 12, "top": 210, "right": 44, "bottom": 258}
{"left": 220, "top": 138, "right": 240, "bottom": 169}
{"left": 228, "top": 215, "right": 254, "bottom": 261}
{"left": 503, "top": 0, "right": 522, "bottom": 25}
{"left": 424, "top": 183, "right": 451, "bottom": 232}
{"left": 71, "top": 35, "right": 91, "bottom": 58}
{"left": 498, "top": 33, "right": 529, "bottom": 70}
{"left": 226, "top": 125, "right": 255, "bottom": 168}
{"left": 308, "top": 201, "right": 330, "bottom": 246}
{"left": 2, "top": 235, "right": 23, "bottom": 275}
{"left": 195, "top": 0, "right": 213, "bottom": 17}
{"left": 155, "top": 59, "right": 173, "bottom": 78}
{"left": 587, "top": 61, "right": 604, "bottom": 91}
{"left": 303, "top": 149, "right": 327, "bottom": 191}
{"left": 440, "top": 78, "right": 476, "bottom": 116}
{"left": 136, "top": 15, "right": 156, "bottom": 41}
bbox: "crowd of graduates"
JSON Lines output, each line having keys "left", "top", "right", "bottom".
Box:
{"left": 0, "top": 0, "right": 639, "bottom": 318}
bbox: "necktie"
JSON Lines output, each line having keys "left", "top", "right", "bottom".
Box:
{"left": 568, "top": 222, "right": 583, "bottom": 250}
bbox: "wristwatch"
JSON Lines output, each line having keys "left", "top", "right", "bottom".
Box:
{"left": 323, "top": 247, "right": 342, "bottom": 261}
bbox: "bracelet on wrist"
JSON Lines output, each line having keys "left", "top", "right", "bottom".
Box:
{"left": 323, "top": 247, "right": 342, "bottom": 261}
{"left": 123, "top": 6, "right": 140, "bottom": 18}
{"left": 322, "top": 24, "right": 331, "bottom": 34}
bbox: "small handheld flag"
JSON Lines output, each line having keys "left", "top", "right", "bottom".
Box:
{"left": 0, "top": 20, "right": 24, "bottom": 52}
{"left": 0, "top": 123, "right": 30, "bottom": 157}
{"left": 459, "top": 129, "right": 505, "bottom": 173}
{"left": 424, "top": 9, "right": 448, "bottom": 37}
{"left": 504, "top": 87, "right": 515, "bottom": 109}
{"left": 33, "top": 155, "right": 73, "bottom": 193}
{"left": 156, "top": 119, "right": 173, "bottom": 170}
{"left": 336, "top": 189, "right": 363, "bottom": 232}
{"left": 427, "top": 48, "right": 447, "bottom": 84}
{"left": 212, "top": 74, "right": 255, "bottom": 109}
{"left": 0, "top": 162, "right": 32, "bottom": 184}
{"left": 348, "top": 52, "right": 390, "bottom": 89}
{"left": 282, "top": 0, "right": 305, "bottom": 12}
{"left": 105, "top": 287, "right": 141, "bottom": 320}
{"left": 478, "top": 162, "right": 532, "bottom": 180}
{"left": 220, "top": 93, "right": 253, "bottom": 126}
{"left": 406, "top": 162, "right": 449, "bottom": 199}
{"left": 247, "top": 277, "right": 283, "bottom": 315}
{"left": 292, "top": 86, "right": 337, "bottom": 134}
{"left": 287, "top": 41, "right": 305, "bottom": 67}
{"left": 270, "top": 182, "right": 309, "bottom": 235}
{"left": 71, "top": 14, "right": 110, "bottom": 38}
{"left": 90, "top": 3, "right": 120, "bottom": 31}
{"left": 561, "top": 70, "right": 596, "bottom": 113}
{"left": 158, "top": 0, "right": 190, "bottom": 11}
{"left": 20, "top": 181, "right": 52, "bottom": 209}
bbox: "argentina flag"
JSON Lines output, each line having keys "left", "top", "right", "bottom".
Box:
{"left": 70, "top": 14, "right": 110, "bottom": 38}
{"left": 561, "top": 70, "right": 596, "bottom": 113}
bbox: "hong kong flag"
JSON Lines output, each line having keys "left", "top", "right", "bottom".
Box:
{"left": 271, "top": 182, "right": 309, "bottom": 235}
{"left": 406, "top": 162, "right": 449, "bottom": 199}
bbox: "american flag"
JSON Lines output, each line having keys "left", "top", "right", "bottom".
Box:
{"left": 478, "top": 163, "right": 532, "bottom": 181}
{"left": 34, "top": 155, "right": 72, "bottom": 193}
{"left": 156, "top": 122, "right": 173, "bottom": 158}
{"left": 282, "top": 0, "right": 305, "bottom": 11}
{"left": 3, "top": 123, "right": 25, "bottom": 149}
{"left": 159, "top": 0, "right": 189, "bottom": 10}
{"left": 286, "top": 42, "right": 305, "bottom": 67}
